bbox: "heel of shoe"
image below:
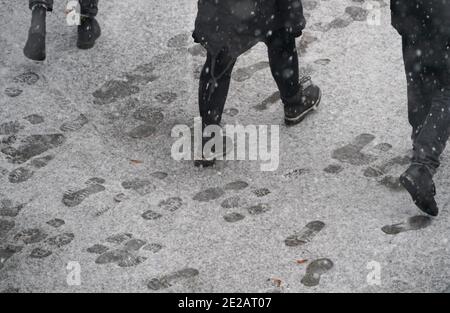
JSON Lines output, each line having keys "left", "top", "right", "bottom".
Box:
{"left": 76, "top": 40, "right": 96, "bottom": 50}
{"left": 399, "top": 173, "right": 417, "bottom": 200}
{"left": 284, "top": 90, "right": 321, "bottom": 126}
{"left": 400, "top": 171, "right": 439, "bottom": 216}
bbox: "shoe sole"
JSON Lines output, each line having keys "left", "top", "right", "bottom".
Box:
{"left": 194, "top": 159, "right": 216, "bottom": 168}
{"left": 207, "top": 137, "right": 234, "bottom": 160}
{"left": 285, "top": 89, "right": 322, "bottom": 126}
{"left": 77, "top": 40, "right": 97, "bottom": 50}
{"left": 399, "top": 174, "right": 439, "bottom": 216}
{"left": 23, "top": 49, "right": 46, "bottom": 61}
{"left": 194, "top": 137, "right": 234, "bottom": 167}
{"left": 77, "top": 30, "right": 101, "bottom": 50}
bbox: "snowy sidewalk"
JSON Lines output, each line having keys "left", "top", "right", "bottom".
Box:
{"left": 0, "top": 0, "right": 449, "bottom": 292}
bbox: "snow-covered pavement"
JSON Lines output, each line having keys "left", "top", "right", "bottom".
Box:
{"left": 0, "top": 0, "right": 449, "bottom": 293}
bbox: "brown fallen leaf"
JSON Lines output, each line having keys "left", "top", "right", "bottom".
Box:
{"left": 296, "top": 259, "right": 308, "bottom": 264}
{"left": 64, "top": 8, "right": 75, "bottom": 15}
{"left": 130, "top": 159, "right": 143, "bottom": 165}
{"left": 270, "top": 278, "right": 282, "bottom": 288}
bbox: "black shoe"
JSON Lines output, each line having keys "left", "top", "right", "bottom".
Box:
{"left": 77, "top": 17, "right": 101, "bottom": 49}
{"left": 400, "top": 164, "right": 439, "bottom": 216}
{"left": 23, "top": 5, "right": 47, "bottom": 61}
{"left": 194, "top": 133, "right": 233, "bottom": 168}
{"left": 284, "top": 76, "right": 321, "bottom": 126}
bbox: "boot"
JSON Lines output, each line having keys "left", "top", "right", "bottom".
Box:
{"left": 284, "top": 76, "right": 322, "bottom": 126}
{"left": 400, "top": 164, "right": 439, "bottom": 216}
{"left": 194, "top": 126, "right": 233, "bottom": 168}
{"left": 77, "top": 17, "right": 101, "bottom": 49}
{"left": 23, "top": 5, "right": 47, "bottom": 61}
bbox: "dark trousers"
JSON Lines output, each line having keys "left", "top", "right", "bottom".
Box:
{"left": 199, "top": 29, "right": 300, "bottom": 126}
{"left": 402, "top": 35, "right": 450, "bottom": 173}
{"left": 29, "top": 0, "right": 98, "bottom": 16}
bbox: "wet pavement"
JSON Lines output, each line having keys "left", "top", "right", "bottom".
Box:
{"left": 0, "top": 0, "right": 449, "bottom": 292}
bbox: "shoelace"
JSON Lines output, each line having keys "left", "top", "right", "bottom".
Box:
{"left": 299, "top": 76, "right": 312, "bottom": 90}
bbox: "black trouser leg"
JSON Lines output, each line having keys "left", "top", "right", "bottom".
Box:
{"left": 402, "top": 36, "right": 434, "bottom": 140}
{"left": 29, "top": 0, "right": 53, "bottom": 11}
{"left": 413, "top": 85, "right": 450, "bottom": 173}
{"left": 266, "top": 29, "right": 300, "bottom": 101}
{"left": 25, "top": 0, "right": 48, "bottom": 61}
{"left": 198, "top": 29, "right": 300, "bottom": 126}
{"left": 199, "top": 50, "right": 236, "bottom": 127}
{"left": 28, "top": 0, "right": 98, "bottom": 15}
{"left": 79, "top": 0, "right": 98, "bottom": 17}
{"left": 403, "top": 35, "right": 450, "bottom": 173}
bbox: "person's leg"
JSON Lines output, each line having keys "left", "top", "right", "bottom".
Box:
{"left": 77, "top": 0, "right": 101, "bottom": 49}
{"left": 266, "top": 28, "right": 321, "bottom": 125}
{"left": 400, "top": 36, "right": 450, "bottom": 216}
{"left": 413, "top": 86, "right": 450, "bottom": 171}
{"left": 199, "top": 50, "right": 236, "bottom": 128}
{"left": 402, "top": 36, "right": 434, "bottom": 141}
{"left": 195, "top": 49, "right": 236, "bottom": 166}
{"left": 266, "top": 29, "right": 300, "bottom": 101}
{"left": 24, "top": 0, "right": 53, "bottom": 60}
{"left": 412, "top": 38, "right": 450, "bottom": 174}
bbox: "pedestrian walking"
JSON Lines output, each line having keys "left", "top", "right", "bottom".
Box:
{"left": 193, "top": 0, "right": 322, "bottom": 166}
{"left": 24, "top": 0, "right": 101, "bottom": 61}
{"left": 392, "top": 0, "right": 450, "bottom": 216}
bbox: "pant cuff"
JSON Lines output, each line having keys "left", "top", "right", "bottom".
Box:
{"left": 411, "top": 148, "right": 439, "bottom": 176}
{"left": 410, "top": 161, "right": 437, "bottom": 176}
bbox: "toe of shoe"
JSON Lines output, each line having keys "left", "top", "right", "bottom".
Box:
{"left": 414, "top": 195, "right": 439, "bottom": 216}
{"left": 422, "top": 201, "right": 439, "bottom": 216}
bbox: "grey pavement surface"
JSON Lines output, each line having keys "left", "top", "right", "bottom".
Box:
{"left": 1, "top": 0, "right": 450, "bottom": 293}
